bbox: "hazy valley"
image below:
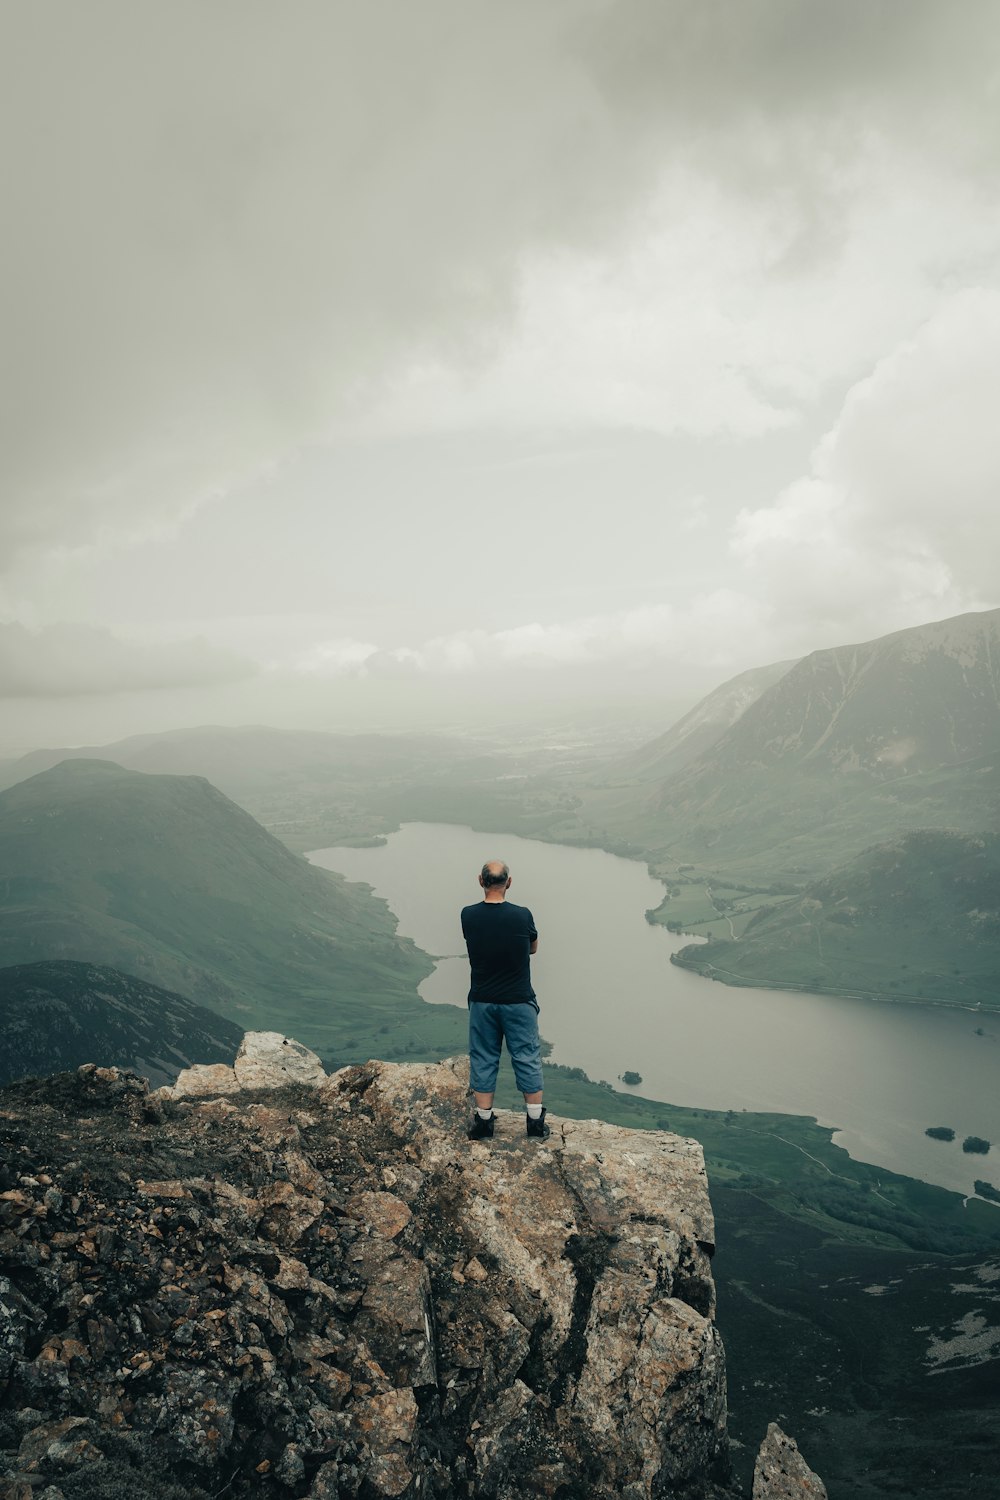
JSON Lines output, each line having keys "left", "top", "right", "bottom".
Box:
{"left": 1, "top": 605, "right": 999, "bottom": 1498}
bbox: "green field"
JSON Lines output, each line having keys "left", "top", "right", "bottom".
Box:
{"left": 648, "top": 880, "right": 796, "bottom": 940}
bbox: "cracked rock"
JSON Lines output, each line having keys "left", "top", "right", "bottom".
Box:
{"left": 753, "top": 1423, "right": 828, "bottom": 1500}
{"left": 0, "top": 1048, "right": 813, "bottom": 1500}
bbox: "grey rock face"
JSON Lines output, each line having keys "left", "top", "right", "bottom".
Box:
{"left": 333, "top": 1056, "right": 726, "bottom": 1496}
{"left": 0, "top": 1048, "right": 821, "bottom": 1499}
{"left": 753, "top": 1423, "right": 828, "bottom": 1500}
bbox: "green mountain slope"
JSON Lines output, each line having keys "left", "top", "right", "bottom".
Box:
{"left": 0, "top": 759, "right": 465, "bottom": 1059}
{"left": 674, "top": 829, "right": 1000, "bottom": 1008}
{"left": 691, "top": 606, "right": 1000, "bottom": 779}
{"left": 578, "top": 608, "right": 1000, "bottom": 881}
{"left": 603, "top": 657, "right": 798, "bottom": 785}
{"left": 0, "top": 960, "right": 244, "bottom": 1085}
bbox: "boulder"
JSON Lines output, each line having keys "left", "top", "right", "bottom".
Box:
{"left": 158, "top": 1031, "right": 328, "bottom": 1099}
{"left": 233, "top": 1031, "right": 327, "bottom": 1089}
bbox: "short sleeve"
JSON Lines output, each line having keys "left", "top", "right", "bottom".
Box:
{"left": 525, "top": 908, "right": 538, "bottom": 942}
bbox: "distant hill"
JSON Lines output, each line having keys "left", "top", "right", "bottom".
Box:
{"left": 0, "top": 725, "right": 508, "bottom": 850}
{"left": 0, "top": 724, "right": 479, "bottom": 790}
{"left": 0, "top": 759, "right": 462, "bottom": 1060}
{"left": 673, "top": 829, "right": 1000, "bottom": 1009}
{"left": 585, "top": 608, "right": 1000, "bottom": 880}
{"left": 688, "top": 607, "right": 1000, "bottom": 779}
{"left": 607, "top": 658, "right": 798, "bottom": 784}
{"left": 0, "top": 960, "right": 243, "bottom": 1085}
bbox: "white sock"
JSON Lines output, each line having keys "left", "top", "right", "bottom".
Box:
{"left": 477, "top": 1107, "right": 493, "bottom": 1120}
{"left": 526, "top": 1103, "right": 543, "bottom": 1119}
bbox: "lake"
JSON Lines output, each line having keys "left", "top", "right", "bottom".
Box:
{"left": 308, "top": 822, "right": 1000, "bottom": 1198}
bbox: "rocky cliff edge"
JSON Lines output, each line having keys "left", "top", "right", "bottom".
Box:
{"left": 0, "top": 1036, "right": 824, "bottom": 1500}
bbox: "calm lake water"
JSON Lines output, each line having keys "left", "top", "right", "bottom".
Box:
{"left": 308, "top": 822, "right": 1000, "bottom": 1198}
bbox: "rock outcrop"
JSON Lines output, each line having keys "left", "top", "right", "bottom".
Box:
{"left": 752, "top": 1424, "right": 828, "bottom": 1499}
{"left": 0, "top": 1043, "right": 825, "bottom": 1499}
{"left": 167, "top": 1031, "right": 328, "bottom": 1098}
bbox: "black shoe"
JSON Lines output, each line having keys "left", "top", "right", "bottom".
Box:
{"left": 468, "top": 1111, "right": 495, "bottom": 1141}
{"left": 526, "top": 1107, "right": 550, "bottom": 1140}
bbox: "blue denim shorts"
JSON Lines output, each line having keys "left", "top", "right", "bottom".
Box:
{"left": 469, "top": 1001, "right": 544, "bottom": 1095}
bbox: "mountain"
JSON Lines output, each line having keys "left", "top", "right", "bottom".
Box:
{"left": 0, "top": 725, "right": 513, "bottom": 850}
{"left": 674, "top": 829, "right": 1000, "bottom": 1008}
{"left": 608, "top": 658, "right": 798, "bottom": 784}
{"left": 0, "top": 960, "right": 243, "bottom": 1085}
{"left": 591, "top": 608, "right": 1000, "bottom": 881}
{"left": 0, "top": 724, "right": 487, "bottom": 790}
{"left": 688, "top": 607, "right": 1000, "bottom": 779}
{"left": 0, "top": 758, "right": 462, "bottom": 1060}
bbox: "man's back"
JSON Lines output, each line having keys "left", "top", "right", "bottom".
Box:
{"left": 461, "top": 900, "right": 537, "bottom": 1004}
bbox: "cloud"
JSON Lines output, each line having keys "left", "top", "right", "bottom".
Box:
{"left": 292, "top": 289, "right": 1000, "bottom": 683}
{"left": 368, "top": 140, "right": 1000, "bottom": 441}
{"left": 4, "top": 0, "right": 1000, "bottom": 568}
{"left": 292, "top": 638, "right": 381, "bottom": 677}
{"left": 729, "top": 291, "right": 1000, "bottom": 638}
{"left": 0, "top": 623, "right": 256, "bottom": 698}
{"left": 293, "top": 590, "right": 774, "bottom": 681}
{"left": 0, "top": 1, "right": 648, "bottom": 559}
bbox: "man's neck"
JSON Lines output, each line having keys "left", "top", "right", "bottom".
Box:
{"left": 483, "top": 893, "right": 506, "bottom": 904}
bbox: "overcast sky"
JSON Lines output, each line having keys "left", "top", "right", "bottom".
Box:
{"left": 2, "top": 0, "right": 999, "bottom": 751}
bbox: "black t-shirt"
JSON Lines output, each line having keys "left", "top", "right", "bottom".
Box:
{"left": 461, "top": 900, "right": 537, "bottom": 1004}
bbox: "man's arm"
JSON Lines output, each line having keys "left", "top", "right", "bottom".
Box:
{"left": 529, "top": 938, "right": 538, "bottom": 954}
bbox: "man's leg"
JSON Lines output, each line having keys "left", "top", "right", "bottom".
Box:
{"left": 501, "top": 1004, "right": 549, "bottom": 1138}
{"left": 468, "top": 1003, "right": 502, "bottom": 1138}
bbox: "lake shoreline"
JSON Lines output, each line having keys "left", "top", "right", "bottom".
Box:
{"left": 306, "top": 811, "right": 992, "bottom": 1021}
{"left": 308, "top": 822, "right": 999, "bottom": 1199}
{"left": 670, "top": 949, "right": 994, "bottom": 1015}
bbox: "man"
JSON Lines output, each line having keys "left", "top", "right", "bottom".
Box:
{"left": 461, "top": 859, "right": 549, "bottom": 1142}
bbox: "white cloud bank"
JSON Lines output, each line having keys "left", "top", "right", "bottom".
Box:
{"left": 294, "top": 292, "right": 1000, "bottom": 678}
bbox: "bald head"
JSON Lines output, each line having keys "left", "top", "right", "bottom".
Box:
{"left": 479, "top": 860, "right": 510, "bottom": 897}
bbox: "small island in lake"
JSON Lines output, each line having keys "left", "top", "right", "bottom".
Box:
{"left": 926, "top": 1125, "right": 956, "bottom": 1141}
{"left": 620, "top": 1070, "right": 643, "bottom": 1086}
{"left": 962, "top": 1135, "right": 991, "bottom": 1155}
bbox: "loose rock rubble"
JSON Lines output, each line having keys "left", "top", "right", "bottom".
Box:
{"left": 0, "top": 1046, "right": 825, "bottom": 1499}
